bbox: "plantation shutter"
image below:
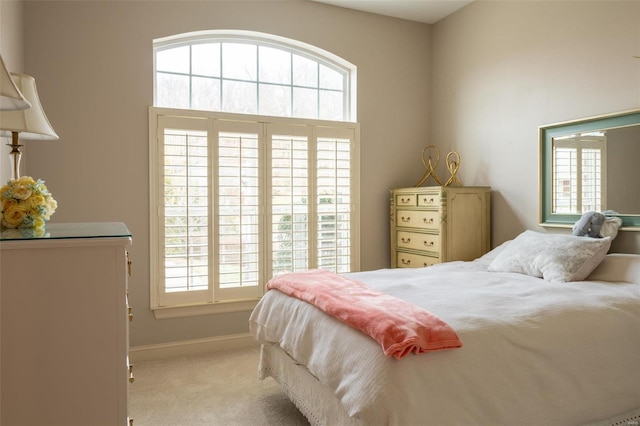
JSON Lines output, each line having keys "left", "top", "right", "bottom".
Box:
{"left": 150, "top": 109, "right": 359, "bottom": 309}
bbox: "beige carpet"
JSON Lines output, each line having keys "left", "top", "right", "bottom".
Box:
{"left": 129, "top": 346, "right": 310, "bottom": 426}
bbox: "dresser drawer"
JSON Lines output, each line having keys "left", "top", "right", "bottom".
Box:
{"left": 396, "top": 251, "right": 440, "bottom": 268}
{"left": 395, "top": 193, "right": 418, "bottom": 207}
{"left": 417, "top": 192, "right": 441, "bottom": 208}
{"left": 396, "top": 210, "right": 440, "bottom": 230}
{"left": 397, "top": 231, "right": 441, "bottom": 253}
{"left": 390, "top": 186, "right": 491, "bottom": 269}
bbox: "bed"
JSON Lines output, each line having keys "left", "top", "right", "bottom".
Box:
{"left": 249, "top": 231, "right": 640, "bottom": 425}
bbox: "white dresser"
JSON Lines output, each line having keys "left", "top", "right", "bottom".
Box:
{"left": 0, "top": 222, "right": 132, "bottom": 426}
{"left": 390, "top": 186, "right": 491, "bottom": 268}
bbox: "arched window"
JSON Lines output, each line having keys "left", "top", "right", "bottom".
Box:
{"left": 149, "top": 31, "right": 360, "bottom": 317}
{"left": 154, "top": 30, "right": 356, "bottom": 122}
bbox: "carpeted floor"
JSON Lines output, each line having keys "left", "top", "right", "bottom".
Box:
{"left": 129, "top": 346, "right": 310, "bottom": 426}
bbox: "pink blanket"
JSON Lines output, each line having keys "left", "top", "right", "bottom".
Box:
{"left": 266, "top": 269, "right": 462, "bottom": 359}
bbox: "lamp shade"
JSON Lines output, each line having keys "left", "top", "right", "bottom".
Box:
{"left": 0, "top": 73, "right": 58, "bottom": 140}
{"left": 0, "top": 55, "right": 31, "bottom": 111}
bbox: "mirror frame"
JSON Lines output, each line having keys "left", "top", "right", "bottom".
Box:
{"left": 539, "top": 108, "right": 640, "bottom": 230}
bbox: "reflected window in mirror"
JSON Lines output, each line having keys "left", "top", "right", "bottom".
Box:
{"left": 552, "top": 131, "right": 605, "bottom": 214}
{"left": 540, "top": 109, "right": 640, "bottom": 229}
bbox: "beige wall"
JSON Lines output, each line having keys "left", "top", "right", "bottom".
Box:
{"left": 22, "top": 0, "right": 430, "bottom": 346}
{"left": 431, "top": 0, "right": 640, "bottom": 253}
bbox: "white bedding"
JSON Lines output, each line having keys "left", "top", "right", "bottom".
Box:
{"left": 249, "top": 253, "right": 640, "bottom": 425}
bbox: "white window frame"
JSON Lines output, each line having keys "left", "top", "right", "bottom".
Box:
{"left": 149, "top": 107, "right": 360, "bottom": 319}
{"left": 153, "top": 30, "right": 357, "bottom": 122}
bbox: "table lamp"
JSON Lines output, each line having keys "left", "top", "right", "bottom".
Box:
{"left": 0, "top": 71, "right": 58, "bottom": 180}
{"left": 0, "top": 54, "right": 31, "bottom": 111}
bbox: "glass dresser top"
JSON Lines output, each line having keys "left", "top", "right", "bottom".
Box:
{"left": 0, "top": 222, "right": 131, "bottom": 241}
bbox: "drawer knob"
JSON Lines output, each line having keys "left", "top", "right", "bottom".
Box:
{"left": 401, "top": 258, "right": 411, "bottom": 265}
{"left": 126, "top": 251, "right": 132, "bottom": 277}
{"left": 423, "top": 241, "right": 434, "bottom": 247}
{"left": 129, "top": 365, "right": 135, "bottom": 383}
{"left": 423, "top": 218, "right": 434, "bottom": 224}
{"left": 401, "top": 216, "right": 411, "bottom": 223}
{"left": 401, "top": 237, "right": 411, "bottom": 243}
{"left": 422, "top": 197, "right": 434, "bottom": 204}
{"left": 400, "top": 197, "right": 411, "bottom": 204}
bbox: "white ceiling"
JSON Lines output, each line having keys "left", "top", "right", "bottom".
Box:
{"left": 310, "top": 0, "right": 474, "bottom": 24}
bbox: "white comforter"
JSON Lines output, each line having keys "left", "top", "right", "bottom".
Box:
{"left": 249, "top": 255, "right": 640, "bottom": 425}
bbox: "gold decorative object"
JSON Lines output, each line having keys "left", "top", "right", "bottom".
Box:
{"left": 444, "top": 151, "right": 462, "bottom": 187}
{"left": 415, "top": 145, "right": 443, "bottom": 187}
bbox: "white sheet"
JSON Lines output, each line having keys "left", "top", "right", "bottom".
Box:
{"left": 249, "top": 256, "right": 640, "bottom": 425}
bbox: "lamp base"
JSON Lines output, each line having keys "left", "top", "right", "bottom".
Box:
{"left": 7, "top": 131, "right": 22, "bottom": 180}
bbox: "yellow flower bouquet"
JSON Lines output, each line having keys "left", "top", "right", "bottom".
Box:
{"left": 0, "top": 176, "right": 57, "bottom": 229}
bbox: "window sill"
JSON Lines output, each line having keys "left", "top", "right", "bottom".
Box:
{"left": 152, "top": 299, "right": 260, "bottom": 319}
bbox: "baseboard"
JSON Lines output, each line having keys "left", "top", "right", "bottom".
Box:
{"left": 130, "top": 333, "right": 259, "bottom": 363}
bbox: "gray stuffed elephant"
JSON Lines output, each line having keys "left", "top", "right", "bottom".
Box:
{"left": 572, "top": 211, "right": 606, "bottom": 238}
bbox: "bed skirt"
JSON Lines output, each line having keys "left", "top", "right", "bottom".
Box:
{"left": 584, "top": 408, "right": 640, "bottom": 426}
{"left": 258, "top": 343, "right": 362, "bottom": 426}
{"left": 259, "top": 343, "right": 640, "bottom": 426}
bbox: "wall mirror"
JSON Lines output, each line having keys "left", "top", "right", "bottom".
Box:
{"left": 540, "top": 108, "right": 640, "bottom": 229}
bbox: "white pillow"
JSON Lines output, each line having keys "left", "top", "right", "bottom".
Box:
{"left": 473, "top": 240, "right": 512, "bottom": 267}
{"left": 487, "top": 230, "right": 611, "bottom": 283}
{"left": 601, "top": 216, "right": 623, "bottom": 240}
{"left": 587, "top": 254, "right": 640, "bottom": 284}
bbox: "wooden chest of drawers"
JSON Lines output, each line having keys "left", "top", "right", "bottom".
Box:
{"left": 0, "top": 222, "right": 132, "bottom": 425}
{"left": 390, "top": 186, "right": 491, "bottom": 268}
